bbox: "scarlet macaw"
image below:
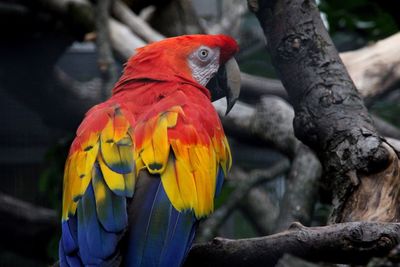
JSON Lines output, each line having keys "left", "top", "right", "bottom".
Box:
{"left": 59, "top": 34, "right": 240, "bottom": 267}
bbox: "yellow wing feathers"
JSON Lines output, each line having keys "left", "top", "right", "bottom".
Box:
{"left": 62, "top": 104, "right": 231, "bottom": 221}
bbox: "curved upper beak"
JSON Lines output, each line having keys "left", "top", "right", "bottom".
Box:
{"left": 206, "top": 58, "right": 241, "bottom": 115}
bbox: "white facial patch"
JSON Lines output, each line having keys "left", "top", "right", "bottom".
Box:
{"left": 188, "top": 46, "right": 220, "bottom": 86}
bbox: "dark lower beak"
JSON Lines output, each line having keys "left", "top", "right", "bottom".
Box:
{"left": 206, "top": 58, "right": 241, "bottom": 115}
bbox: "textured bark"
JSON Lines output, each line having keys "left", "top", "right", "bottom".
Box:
{"left": 249, "top": 0, "right": 400, "bottom": 222}
{"left": 185, "top": 222, "right": 400, "bottom": 267}
{"left": 239, "top": 31, "right": 400, "bottom": 107}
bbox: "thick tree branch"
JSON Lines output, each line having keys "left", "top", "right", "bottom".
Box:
{"left": 249, "top": 0, "right": 400, "bottom": 222}
{"left": 185, "top": 222, "right": 400, "bottom": 267}
{"left": 239, "top": 31, "right": 400, "bottom": 107}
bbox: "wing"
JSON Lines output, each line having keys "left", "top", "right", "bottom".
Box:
{"left": 59, "top": 103, "right": 136, "bottom": 266}
{"left": 122, "top": 90, "right": 231, "bottom": 266}
{"left": 59, "top": 88, "right": 231, "bottom": 266}
{"left": 132, "top": 89, "right": 231, "bottom": 218}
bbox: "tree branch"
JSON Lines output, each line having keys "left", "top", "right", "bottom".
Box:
{"left": 239, "top": 187, "right": 278, "bottom": 236}
{"left": 112, "top": 0, "right": 164, "bottom": 43}
{"left": 0, "top": 192, "right": 58, "bottom": 259}
{"left": 274, "top": 144, "right": 322, "bottom": 232}
{"left": 95, "top": 0, "right": 118, "bottom": 98}
{"left": 249, "top": 0, "right": 400, "bottom": 222}
{"left": 340, "top": 32, "right": 400, "bottom": 104}
{"left": 214, "top": 96, "right": 300, "bottom": 158}
{"left": 185, "top": 222, "right": 400, "bottom": 267}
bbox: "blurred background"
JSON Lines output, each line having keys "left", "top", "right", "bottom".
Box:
{"left": 0, "top": 0, "right": 399, "bottom": 266}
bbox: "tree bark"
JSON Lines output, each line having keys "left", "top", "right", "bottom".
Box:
{"left": 248, "top": 0, "right": 400, "bottom": 222}
{"left": 185, "top": 222, "right": 400, "bottom": 267}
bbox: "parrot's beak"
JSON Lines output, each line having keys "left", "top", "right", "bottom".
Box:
{"left": 206, "top": 58, "right": 241, "bottom": 115}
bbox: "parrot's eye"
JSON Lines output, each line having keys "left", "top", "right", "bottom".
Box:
{"left": 197, "top": 48, "right": 211, "bottom": 60}
{"left": 199, "top": 49, "right": 208, "bottom": 58}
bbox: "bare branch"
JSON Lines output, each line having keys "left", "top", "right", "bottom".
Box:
{"left": 371, "top": 114, "right": 400, "bottom": 140}
{"left": 109, "top": 18, "right": 146, "bottom": 59}
{"left": 206, "top": 0, "right": 247, "bottom": 36}
{"left": 185, "top": 222, "right": 400, "bottom": 267}
{"left": 240, "top": 72, "right": 288, "bottom": 104}
{"left": 274, "top": 145, "right": 322, "bottom": 232}
{"left": 0, "top": 192, "right": 58, "bottom": 259}
{"left": 239, "top": 187, "right": 278, "bottom": 236}
{"left": 95, "top": 0, "right": 118, "bottom": 98}
{"left": 112, "top": 0, "right": 164, "bottom": 43}
{"left": 340, "top": 32, "right": 400, "bottom": 103}
{"left": 215, "top": 96, "right": 300, "bottom": 158}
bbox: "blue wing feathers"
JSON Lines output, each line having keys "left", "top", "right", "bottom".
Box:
{"left": 77, "top": 183, "right": 119, "bottom": 264}
{"left": 215, "top": 167, "right": 225, "bottom": 197}
{"left": 59, "top": 236, "right": 83, "bottom": 267}
{"left": 123, "top": 172, "right": 198, "bottom": 267}
{"left": 60, "top": 216, "right": 83, "bottom": 267}
{"left": 141, "top": 182, "right": 170, "bottom": 266}
{"left": 61, "top": 220, "right": 77, "bottom": 254}
{"left": 159, "top": 211, "right": 197, "bottom": 266}
{"left": 92, "top": 162, "right": 128, "bottom": 232}
{"left": 61, "top": 168, "right": 201, "bottom": 267}
{"left": 123, "top": 174, "right": 161, "bottom": 267}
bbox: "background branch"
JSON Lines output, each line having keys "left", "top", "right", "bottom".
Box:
{"left": 0, "top": 192, "right": 58, "bottom": 260}
{"left": 273, "top": 145, "right": 322, "bottom": 232}
{"left": 95, "top": 0, "right": 118, "bottom": 98}
{"left": 197, "top": 159, "right": 290, "bottom": 242}
{"left": 112, "top": 0, "right": 164, "bottom": 43}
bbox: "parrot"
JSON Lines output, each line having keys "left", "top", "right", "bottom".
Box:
{"left": 59, "top": 34, "right": 240, "bottom": 267}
